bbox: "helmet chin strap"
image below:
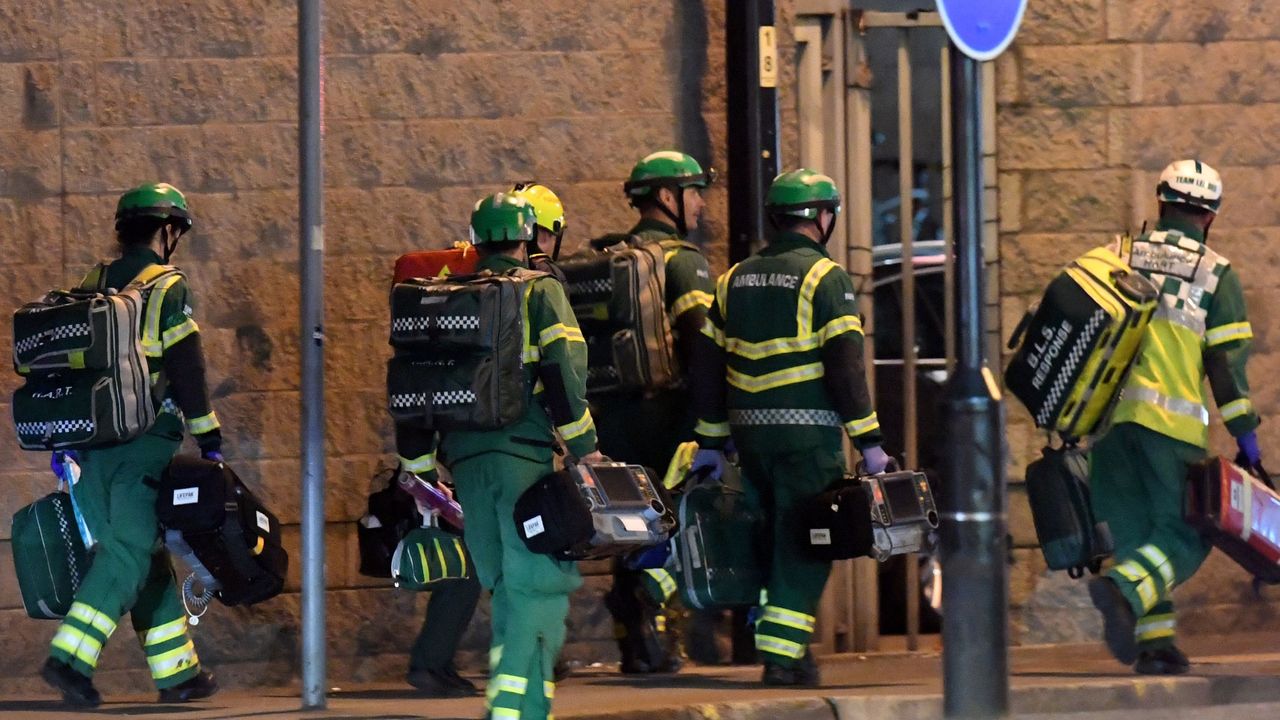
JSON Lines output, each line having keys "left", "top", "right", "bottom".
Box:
{"left": 815, "top": 212, "right": 836, "bottom": 246}
{"left": 161, "top": 225, "right": 184, "bottom": 262}
{"left": 657, "top": 186, "right": 688, "bottom": 237}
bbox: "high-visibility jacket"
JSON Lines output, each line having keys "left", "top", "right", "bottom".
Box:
{"left": 1110, "top": 219, "right": 1259, "bottom": 447}
{"left": 397, "top": 253, "right": 598, "bottom": 473}
{"left": 691, "top": 232, "right": 881, "bottom": 449}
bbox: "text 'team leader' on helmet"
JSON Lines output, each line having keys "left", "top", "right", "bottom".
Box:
{"left": 510, "top": 181, "right": 566, "bottom": 260}
{"left": 1157, "top": 159, "right": 1223, "bottom": 213}
{"left": 623, "top": 150, "right": 716, "bottom": 237}
{"left": 115, "top": 182, "right": 194, "bottom": 261}
{"left": 765, "top": 169, "right": 842, "bottom": 245}
{"left": 469, "top": 192, "right": 539, "bottom": 246}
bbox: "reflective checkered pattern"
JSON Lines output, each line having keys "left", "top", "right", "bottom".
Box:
{"left": 16, "top": 419, "right": 95, "bottom": 437}
{"left": 389, "top": 393, "right": 428, "bottom": 409}
{"left": 728, "top": 408, "right": 842, "bottom": 427}
{"left": 1036, "top": 308, "right": 1107, "bottom": 427}
{"left": 433, "top": 389, "right": 476, "bottom": 405}
{"left": 568, "top": 278, "right": 612, "bottom": 296}
{"left": 391, "top": 315, "right": 480, "bottom": 333}
{"left": 15, "top": 323, "right": 92, "bottom": 356}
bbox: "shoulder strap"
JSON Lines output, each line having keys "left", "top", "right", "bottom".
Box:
{"left": 505, "top": 267, "right": 551, "bottom": 283}
{"left": 589, "top": 233, "right": 636, "bottom": 251}
{"left": 77, "top": 263, "right": 108, "bottom": 292}
{"left": 129, "top": 263, "right": 184, "bottom": 289}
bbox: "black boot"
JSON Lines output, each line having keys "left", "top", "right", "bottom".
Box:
{"left": 158, "top": 670, "right": 218, "bottom": 703}
{"left": 41, "top": 658, "right": 101, "bottom": 708}
{"left": 761, "top": 650, "right": 820, "bottom": 687}
{"left": 441, "top": 666, "right": 480, "bottom": 695}
{"left": 1088, "top": 577, "right": 1138, "bottom": 664}
{"left": 407, "top": 668, "right": 474, "bottom": 698}
{"left": 1134, "top": 645, "right": 1190, "bottom": 675}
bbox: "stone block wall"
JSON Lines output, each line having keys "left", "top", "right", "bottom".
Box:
{"left": 997, "top": 0, "right": 1280, "bottom": 643}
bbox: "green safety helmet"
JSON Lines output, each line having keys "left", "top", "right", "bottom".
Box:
{"left": 765, "top": 169, "right": 842, "bottom": 244}
{"left": 469, "top": 192, "right": 538, "bottom": 246}
{"left": 115, "top": 182, "right": 194, "bottom": 261}
{"left": 623, "top": 150, "right": 715, "bottom": 237}
{"left": 1157, "top": 159, "right": 1223, "bottom": 213}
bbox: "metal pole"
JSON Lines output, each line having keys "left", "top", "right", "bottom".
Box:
{"left": 298, "top": 0, "right": 326, "bottom": 709}
{"left": 941, "top": 48, "right": 1008, "bottom": 719}
{"left": 896, "top": 28, "right": 921, "bottom": 652}
{"left": 726, "top": 0, "right": 780, "bottom": 263}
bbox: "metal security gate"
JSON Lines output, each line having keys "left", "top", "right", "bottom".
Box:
{"left": 790, "top": 3, "right": 1001, "bottom": 654}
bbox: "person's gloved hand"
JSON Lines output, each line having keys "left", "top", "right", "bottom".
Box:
{"left": 860, "top": 445, "right": 891, "bottom": 475}
{"left": 202, "top": 450, "right": 225, "bottom": 463}
{"left": 1237, "top": 431, "right": 1262, "bottom": 468}
{"left": 691, "top": 447, "right": 726, "bottom": 481}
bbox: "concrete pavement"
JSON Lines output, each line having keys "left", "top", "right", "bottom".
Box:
{"left": 1, "top": 633, "right": 1278, "bottom": 719}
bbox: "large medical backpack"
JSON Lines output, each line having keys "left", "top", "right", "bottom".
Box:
{"left": 559, "top": 239, "right": 676, "bottom": 394}
{"left": 387, "top": 269, "right": 543, "bottom": 431}
{"left": 10, "top": 491, "right": 89, "bottom": 619}
{"left": 11, "top": 265, "right": 181, "bottom": 450}
{"left": 1025, "top": 444, "right": 1113, "bottom": 577}
{"left": 1005, "top": 245, "right": 1158, "bottom": 440}
{"left": 157, "top": 456, "right": 288, "bottom": 607}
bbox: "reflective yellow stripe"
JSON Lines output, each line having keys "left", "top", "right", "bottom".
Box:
{"left": 701, "top": 318, "right": 726, "bottom": 347}
{"left": 1136, "top": 545, "right": 1176, "bottom": 594}
{"left": 434, "top": 537, "right": 449, "bottom": 577}
{"left": 161, "top": 318, "right": 199, "bottom": 349}
{"left": 727, "top": 362, "right": 824, "bottom": 393}
{"left": 1221, "top": 398, "right": 1253, "bottom": 422}
{"left": 755, "top": 634, "right": 806, "bottom": 659}
{"left": 539, "top": 323, "right": 584, "bottom": 347}
{"left": 252, "top": 536, "right": 265, "bottom": 555}
{"left": 725, "top": 332, "right": 821, "bottom": 360}
{"left": 761, "top": 605, "right": 817, "bottom": 632}
{"left": 490, "top": 644, "right": 503, "bottom": 672}
{"left": 491, "top": 710, "right": 521, "bottom": 720}
{"left": 796, "top": 259, "right": 839, "bottom": 335}
{"left": 147, "top": 639, "right": 199, "bottom": 680}
{"left": 1112, "top": 560, "right": 1158, "bottom": 612}
{"left": 1135, "top": 614, "right": 1176, "bottom": 641}
{"left": 645, "top": 569, "right": 677, "bottom": 599}
{"left": 544, "top": 681, "right": 556, "bottom": 699}
{"left": 399, "top": 453, "right": 437, "bottom": 474}
{"left": 185, "top": 412, "right": 220, "bottom": 436}
{"left": 69, "top": 602, "right": 117, "bottom": 637}
{"left": 80, "top": 265, "right": 103, "bottom": 290}
{"left": 417, "top": 543, "right": 432, "bottom": 583}
{"left": 522, "top": 281, "right": 538, "bottom": 362}
{"left": 557, "top": 409, "right": 595, "bottom": 441}
{"left": 142, "top": 617, "right": 188, "bottom": 647}
{"left": 695, "top": 419, "right": 730, "bottom": 438}
{"left": 1205, "top": 321, "right": 1253, "bottom": 347}
{"left": 672, "top": 290, "right": 713, "bottom": 318}
{"left": 143, "top": 274, "right": 184, "bottom": 356}
{"left": 716, "top": 266, "right": 734, "bottom": 313}
{"left": 844, "top": 413, "right": 880, "bottom": 437}
{"left": 816, "top": 314, "right": 863, "bottom": 344}
{"left": 491, "top": 674, "right": 528, "bottom": 695}
{"left": 52, "top": 626, "right": 104, "bottom": 668}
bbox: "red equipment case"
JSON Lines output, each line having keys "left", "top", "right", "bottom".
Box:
{"left": 1185, "top": 456, "right": 1280, "bottom": 585}
{"left": 393, "top": 244, "right": 478, "bottom": 283}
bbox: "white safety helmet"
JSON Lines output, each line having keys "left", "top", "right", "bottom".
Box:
{"left": 1157, "top": 159, "right": 1223, "bottom": 213}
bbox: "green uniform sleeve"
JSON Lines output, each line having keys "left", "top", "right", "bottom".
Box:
{"left": 665, "top": 246, "right": 715, "bottom": 374}
{"left": 692, "top": 269, "right": 731, "bottom": 448}
{"left": 813, "top": 268, "right": 882, "bottom": 448}
{"left": 1204, "top": 266, "right": 1260, "bottom": 437}
{"left": 157, "top": 276, "right": 222, "bottom": 447}
{"left": 531, "top": 277, "right": 598, "bottom": 458}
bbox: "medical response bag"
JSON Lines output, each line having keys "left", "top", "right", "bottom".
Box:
{"left": 157, "top": 456, "right": 288, "bottom": 607}
{"left": 1005, "top": 246, "right": 1158, "bottom": 440}
{"left": 1185, "top": 456, "right": 1280, "bottom": 585}
{"left": 392, "top": 523, "right": 474, "bottom": 590}
{"left": 670, "top": 468, "right": 765, "bottom": 609}
{"left": 1025, "top": 444, "right": 1114, "bottom": 577}
{"left": 393, "top": 245, "right": 480, "bottom": 283}
{"left": 11, "top": 265, "right": 181, "bottom": 450}
{"left": 357, "top": 467, "right": 422, "bottom": 579}
{"left": 801, "top": 468, "right": 939, "bottom": 562}
{"left": 514, "top": 461, "right": 676, "bottom": 561}
{"left": 11, "top": 491, "right": 89, "bottom": 619}
{"left": 387, "top": 269, "right": 544, "bottom": 431}
{"left": 559, "top": 240, "right": 676, "bottom": 394}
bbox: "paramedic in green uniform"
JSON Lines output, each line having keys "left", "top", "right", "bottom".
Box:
{"left": 1089, "top": 159, "right": 1262, "bottom": 675}
{"left": 690, "top": 169, "right": 889, "bottom": 686}
{"left": 595, "top": 150, "right": 716, "bottom": 673}
{"left": 396, "top": 192, "right": 603, "bottom": 720}
{"left": 42, "top": 183, "right": 221, "bottom": 707}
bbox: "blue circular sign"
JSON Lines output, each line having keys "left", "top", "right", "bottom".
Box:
{"left": 937, "top": 0, "right": 1028, "bottom": 62}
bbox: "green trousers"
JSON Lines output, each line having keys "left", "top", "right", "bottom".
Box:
{"left": 1090, "top": 422, "right": 1211, "bottom": 650}
{"left": 50, "top": 431, "right": 202, "bottom": 689}
{"left": 410, "top": 573, "right": 481, "bottom": 673}
{"left": 736, "top": 428, "right": 845, "bottom": 668}
{"left": 452, "top": 452, "right": 581, "bottom": 720}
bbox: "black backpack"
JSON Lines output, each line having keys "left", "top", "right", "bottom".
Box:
{"left": 357, "top": 468, "right": 422, "bottom": 579}
{"left": 1025, "top": 444, "right": 1114, "bottom": 578}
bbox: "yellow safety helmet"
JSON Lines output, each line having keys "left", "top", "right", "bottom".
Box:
{"left": 510, "top": 182, "right": 566, "bottom": 235}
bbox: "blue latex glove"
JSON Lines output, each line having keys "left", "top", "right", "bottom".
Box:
{"left": 1237, "top": 432, "right": 1262, "bottom": 467}
{"left": 860, "top": 445, "right": 891, "bottom": 475}
{"left": 50, "top": 451, "right": 79, "bottom": 482}
{"left": 690, "top": 448, "right": 726, "bottom": 482}
{"left": 202, "top": 450, "right": 225, "bottom": 463}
